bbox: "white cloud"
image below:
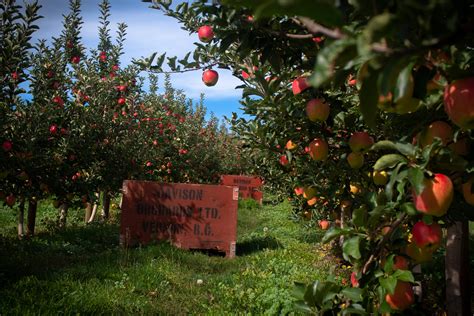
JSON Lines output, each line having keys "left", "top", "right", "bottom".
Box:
{"left": 33, "top": 0, "right": 244, "bottom": 116}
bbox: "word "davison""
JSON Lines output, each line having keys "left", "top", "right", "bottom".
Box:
{"left": 153, "top": 188, "right": 203, "bottom": 200}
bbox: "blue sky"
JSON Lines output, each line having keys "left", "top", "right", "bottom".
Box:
{"left": 32, "top": 0, "right": 245, "bottom": 121}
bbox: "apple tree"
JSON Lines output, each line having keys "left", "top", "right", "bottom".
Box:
{"left": 141, "top": 0, "right": 473, "bottom": 314}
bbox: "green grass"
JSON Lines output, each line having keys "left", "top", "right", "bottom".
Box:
{"left": 0, "top": 198, "right": 333, "bottom": 315}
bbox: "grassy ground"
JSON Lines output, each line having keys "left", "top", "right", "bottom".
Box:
{"left": 0, "top": 198, "right": 336, "bottom": 315}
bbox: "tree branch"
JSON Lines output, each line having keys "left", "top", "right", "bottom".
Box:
{"left": 362, "top": 213, "right": 407, "bottom": 274}
{"left": 297, "top": 17, "right": 345, "bottom": 39}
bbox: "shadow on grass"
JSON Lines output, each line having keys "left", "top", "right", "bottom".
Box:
{"left": 236, "top": 235, "right": 282, "bottom": 256}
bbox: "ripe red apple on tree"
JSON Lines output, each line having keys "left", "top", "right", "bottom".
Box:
{"left": 5, "top": 194, "right": 16, "bottom": 207}
{"left": 306, "top": 98, "right": 329, "bottom": 122}
{"left": 292, "top": 76, "right": 310, "bottom": 95}
{"left": 412, "top": 173, "right": 453, "bottom": 217}
{"left": 350, "top": 272, "right": 359, "bottom": 287}
{"left": 117, "top": 97, "right": 126, "bottom": 105}
{"left": 348, "top": 132, "right": 374, "bottom": 152}
{"left": 385, "top": 281, "right": 415, "bottom": 311}
{"left": 2, "top": 140, "right": 12, "bottom": 152}
{"left": 202, "top": 69, "right": 219, "bottom": 86}
{"left": 347, "top": 152, "right": 364, "bottom": 169}
{"left": 443, "top": 77, "right": 474, "bottom": 129}
{"left": 417, "top": 121, "right": 453, "bottom": 147}
{"left": 71, "top": 56, "right": 80, "bottom": 64}
{"left": 318, "top": 220, "right": 330, "bottom": 230}
{"left": 412, "top": 221, "right": 442, "bottom": 251}
{"left": 198, "top": 25, "right": 214, "bottom": 43}
{"left": 405, "top": 242, "right": 433, "bottom": 264}
{"left": 308, "top": 138, "right": 328, "bottom": 161}
{"left": 49, "top": 124, "right": 58, "bottom": 135}
{"left": 285, "top": 140, "right": 297, "bottom": 150}
{"left": 279, "top": 155, "right": 289, "bottom": 166}
{"left": 294, "top": 187, "right": 304, "bottom": 196}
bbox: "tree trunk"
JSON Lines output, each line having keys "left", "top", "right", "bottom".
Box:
{"left": 17, "top": 198, "right": 25, "bottom": 239}
{"left": 101, "top": 191, "right": 110, "bottom": 220}
{"left": 58, "top": 203, "right": 69, "bottom": 229}
{"left": 445, "top": 220, "right": 471, "bottom": 316}
{"left": 87, "top": 192, "right": 100, "bottom": 223}
{"left": 26, "top": 199, "right": 37, "bottom": 237}
{"left": 84, "top": 202, "right": 92, "bottom": 223}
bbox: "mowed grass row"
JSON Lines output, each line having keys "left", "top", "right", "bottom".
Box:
{"left": 0, "top": 198, "right": 337, "bottom": 315}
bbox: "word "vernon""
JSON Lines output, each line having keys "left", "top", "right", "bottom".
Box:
{"left": 153, "top": 188, "right": 203, "bottom": 200}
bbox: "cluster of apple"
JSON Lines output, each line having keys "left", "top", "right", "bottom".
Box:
{"left": 197, "top": 25, "right": 219, "bottom": 87}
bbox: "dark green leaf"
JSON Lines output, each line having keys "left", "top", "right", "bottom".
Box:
{"left": 311, "top": 39, "right": 356, "bottom": 87}
{"left": 393, "top": 270, "right": 414, "bottom": 283}
{"left": 379, "top": 276, "right": 397, "bottom": 294}
{"left": 343, "top": 236, "right": 361, "bottom": 260}
{"left": 359, "top": 69, "right": 379, "bottom": 128}
{"left": 374, "top": 154, "right": 407, "bottom": 171}
{"left": 352, "top": 205, "right": 368, "bottom": 228}
{"left": 400, "top": 202, "right": 418, "bottom": 216}
{"left": 408, "top": 167, "right": 425, "bottom": 195}
{"left": 341, "top": 287, "right": 364, "bottom": 302}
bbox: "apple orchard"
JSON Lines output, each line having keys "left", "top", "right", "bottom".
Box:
{"left": 2, "top": 0, "right": 474, "bottom": 315}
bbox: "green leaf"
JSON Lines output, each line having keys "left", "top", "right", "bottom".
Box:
{"left": 304, "top": 280, "right": 341, "bottom": 308}
{"left": 292, "top": 282, "right": 307, "bottom": 300}
{"left": 400, "top": 202, "right": 418, "bottom": 216}
{"left": 394, "top": 62, "right": 416, "bottom": 102}
{"left": 371, "top": 140, "right": 416, "bottom": 157}
{"left": 378, "top": 56, "right": 412, "bottom": 97}
{"left": 374, "top": 154, "right": 407, "bottom": 171}
{"left": 322, "top": 227, "right": 350, "bottom": 243}
{"left": 225, "top": 0, "right": 344, "bottom": 27}
{"left": 408, "top": 167, "right": 425, "bottom": 195}
{"left": 357, "top": 13, "right": 395, "bottom": 55}
{"left": 393, "top": 270, "right": 414, "bottom": 283}
{"left": 352, "top": 205, "right": 368, "bottom": 228}
{"left": 341, "top": 287, "right": 364, "bottom": 302}
{"left": 343, "top": 236, "right": 361, "bottom": 260}
{"left": 359, "top": 68, "right": 379, "bottom": 128}
{"left": 379, "top": 276, "right": 397, "bottom": 294}
{"left": 311, "top": 39, "right": 356, "bottom": 87}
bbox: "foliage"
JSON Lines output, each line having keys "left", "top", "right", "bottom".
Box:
{"left": 140, "top": 0, "right": 474, "bottom": 313}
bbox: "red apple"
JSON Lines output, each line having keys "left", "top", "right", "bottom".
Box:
{"left": 198, "top": 25, "right": 214, "bottom": 43}
{"left": 202, "top": 69, "right": 219, "bottom": 86}
{"left": 412, "top": 173, "right": 453, "bottom": 217}
{"left": 71, "top": 56, "right": 80, "bottom": 64}
{"left": 319, "top": 220, "right": 330, "bottom": 230}
{"left": 294, "top": 187, "right": 304, "bottom": 196}
{"left": 306, "top": 98, "right": 330, "bottom": 122}
{"left": 385, "top": 281, "right": 414, "bottom": 311}
{"left": 350, "top": 272, "right": 359, "bottom": 287}
{"left": 279, "top": 155, "right": 289, "bottom": 166}
{"left": 292, "top": 76, "right": 310, "bottom": 95}
{"left": 443, "top": 77, "right": 474, "bottom": 129}
{"left": 418, "top": 121, "right": 453, "bottom": 147}
{"left": 49, "top": 124, "right": 58, "bottom": 135}
{"left": 393, "top": 255, "right": 409, "bottom": 270}
{"left": 412, "top": 221, "right": 442, "bottom": 250}
{"left": 52, "top": 96, "right": 64, "bottom": 107}
{"left": 285, "top": 140, "right": 297, "bottom": 150}
{"left": 112, "top": 64, "right": 119, "bottom": 71}
{"left": 5, "top": 194, "right": 16, "bottom": 207}
{"left": 308, "top": 138, "right": 328, "bottom": 161}
{"left": 2, "top": 140, "right": 12, "bottom": 152}
{"left": 241, "top": 70, "right": 250, "bottom": 79}
{"left": 347, "top": 152, "right": 364, "bottom": 169}
{"left": 348, "top": 132, "right": 374, "bottom": 153}
{"left": 405, "top": 242, "right": 433, "bottom": 263}
{"left": 118, "top": 97, "right": 126, "bottom": 105}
